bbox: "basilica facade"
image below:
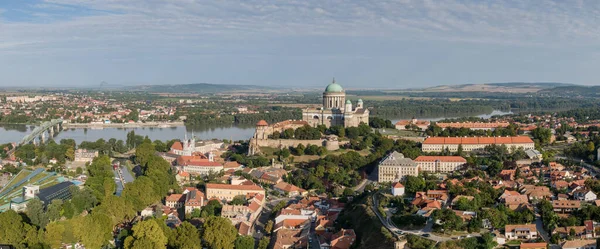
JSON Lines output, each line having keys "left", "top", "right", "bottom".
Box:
{"left": 302, "top": 79, "right": 369, "bottom": 128}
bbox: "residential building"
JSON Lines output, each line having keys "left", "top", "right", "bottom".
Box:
{"left": 377, "top": 151, "right": 418, "bottom": 182}
{"left": 74, "top": 149, "right": 98, "bottom": 162}
{"left": 392, "top": 182, "right": 405, "bottom": 196}
{"left": 435, "top": 121, "right": 510, "bottom": 130}
{"left": 422, "top": 136, "right": 535, "bottom": 152}
{"left": 519, "top": 242, "right": 547, "bottom": 249}
{"left": 328, "top": 229, "right": 356, "bottom": 249}
{"left": 164, "top": 187, "right": 206, "bottom": 213}
{"left": 553, "top": 226, "right": 587, "bottom": 239}
{"left": 273, "top": 182, "right": 308, "bottom": 197}
{"left": 505, "top": 224, "right": 538, "bottom": 240}
{"left": 395, "top": 118, "right": 430, "bottom": 131}
{"left": 561, "top": 239, "right": 597, "bottom": 249}
{"left": 552, "top": 200, "right": 581, "bottom": 213}
{"left": 414, "top": 156, "right": 466, "bottom": 173}
{"left": 573, "top": 189, "right": 597, "bottom": 202}
{"left": 205, "top": 183, "right": 265, "bottom": 202}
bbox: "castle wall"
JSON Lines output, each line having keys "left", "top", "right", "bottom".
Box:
{"left": 248, "top": 138, "right": 348, "bottom": 155}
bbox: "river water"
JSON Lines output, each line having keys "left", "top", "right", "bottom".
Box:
{"left": 0, "top": 110, "right": 513, "bottom": 144}
{"left": 0, "top": 124, "right": 256, "bottom": 145}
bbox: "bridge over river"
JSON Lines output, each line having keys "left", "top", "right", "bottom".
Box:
{"left": 18, "top": 119, "right": 64, "bottom": 146}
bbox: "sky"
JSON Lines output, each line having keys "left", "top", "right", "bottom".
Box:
{"left": 1, "top": 0, "right": 600, "bottom": 89}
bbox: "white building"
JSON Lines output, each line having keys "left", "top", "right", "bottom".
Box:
{"left": 377, "top": 152, "right": 418, "bottom": 182}
{"left": 392, "top": 182, "right": 405, "bottom": 196}
{"left": 504, "top": 224, "right": 538, "bottom": 240}
{"left": 422, "top": 136, "right": 535, "bottom": 153}
{"left": 414, "top": 156, "right": 466, "bottom": 173}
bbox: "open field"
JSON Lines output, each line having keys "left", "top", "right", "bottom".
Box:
{"left": 267, "top": 103, "right": 321, "bottom": 108}
{"left": 348, "top": 95, "right": 485, "bottom": 101}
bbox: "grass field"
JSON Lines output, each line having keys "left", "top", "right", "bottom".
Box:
{"left": 376, "top": 128, "right": 423, "bottom": 137}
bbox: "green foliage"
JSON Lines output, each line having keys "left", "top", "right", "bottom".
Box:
{"left": 229, "top": 195, "right": 247, "bottom": 205}
{"left": 201, "top": 200, "right": 223, "bottom": 218}
{"left": 531, "top": 127, "right": 553, "bottom": 145}
{"left": 85, "top": 155, "right": 117, "bottom": 201}
{"left": 26, "top": 198, "right": 48, "bottom": 229}
{"left": 122, "top": 176, "right": 161, "bottom": 211}
{"left": 125, "top": 219, "right": 168, "bottom": 249}
{"left": 406, "top": 234, "right": 436, "bottom": 249}
{"left": 258, "top": 237, "right": 270, "bottom": 249}
{"left": 171, "top": 222, "right": 201, "bottom": 249}
{"left": 202, "top": 216, "right": 238, "bottom": 249}
{"left": 234, "top": 236, "right": 255, "bottom": 249}
{"left": 404, "top": 175, "right": 426, "bottom": 194}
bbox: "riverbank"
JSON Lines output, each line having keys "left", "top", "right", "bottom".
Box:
{"left": 64, "top": 121, "right": 185, "bottom": 129}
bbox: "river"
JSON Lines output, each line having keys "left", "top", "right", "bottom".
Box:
{"left": 0, "top": 110, "right": 513, "bottom": 145}
{"left": 389, "top": 110, "right": 513, "bottom": 124}
{"left": 0, "top": 124, "right": 256, "bottom": 145}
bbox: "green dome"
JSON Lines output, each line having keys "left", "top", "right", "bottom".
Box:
{"left": 325, "top": 79, "right": 344, "bottom": 93}
{"left": 345, "top": 100, "right": 352, "bottom": 104}
{"left": 357, "top": 99, "right": 363, "bottom": 103}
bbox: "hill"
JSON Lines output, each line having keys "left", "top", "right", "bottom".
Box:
{"left": 538, "top": 85, "right": 600, "bottom": 97}
{"left": 127, "top": 83, "right": 277, "bottom": 94}
{"left": 417, "top": 82, "right": 575, "bottom": 93}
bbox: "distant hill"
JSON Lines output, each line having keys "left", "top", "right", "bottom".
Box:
{"left": 414, "top": 82, "right": 576, "bottom": 93}
{"left": 538, "top": 85, "right": 600, "bottom": 97}
{"left": 127, "top": 83, "right": 277, "bottom": 93}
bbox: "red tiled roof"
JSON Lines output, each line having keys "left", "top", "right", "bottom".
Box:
{"left": 206, "top": 183, "right": 264, "bottom": 191}
{"left": 171, "top": 142, "right": 183, "bottom": 150}
{"left": 423, "top": 136, "right": 533, "bottom": 145}
{"left": 393, "top": 182, "right": 404, "bottom": 188}
{"left": 256, "top": 120, "right": 268, "bottom": 126}
{"left": 436, "top": 122, "right": 510, "bottom": 129}
{"left": 414, "top": 156, "right": 466, "bottom": 163}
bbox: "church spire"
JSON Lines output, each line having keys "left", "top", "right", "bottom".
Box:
{"left": 332, "top": 77, "right": 335, "bottom": 83}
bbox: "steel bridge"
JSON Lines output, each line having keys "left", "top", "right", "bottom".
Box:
{"left": 19, "top": 119, "right": 64, "bottom": 145}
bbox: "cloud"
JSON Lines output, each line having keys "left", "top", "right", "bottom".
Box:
{"left": 2, "top": 0, "right": 600, "bottom": 56}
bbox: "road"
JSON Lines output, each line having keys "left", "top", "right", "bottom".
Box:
{"left": 371, "top": 191, "right": 452, "bottom": 243}
{"left": 353, "top": 179, "right": 371, "bottom": 192}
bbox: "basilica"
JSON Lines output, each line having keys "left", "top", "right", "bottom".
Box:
{"left": 302, "top": 79, "right": 369, "bottom": 128}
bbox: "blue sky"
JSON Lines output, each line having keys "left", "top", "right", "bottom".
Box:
{"left": 1, "top": 0, "right": 600, "bottom": 89}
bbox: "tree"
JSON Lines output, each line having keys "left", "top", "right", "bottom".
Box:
{"left": 122, "top": 176, "right": 160, "bottom": 211}
{"left": 26, "top": 198, "right": 48, "bottom": 229}
{"left": 234, "top": 236, "right": 255, "bottom": 249}
{"left": 202, "top": 216, "right": 237, "bottom": 249}
{"left": 201, "top": 200, "right": 223, "bottom": 217}
{"left": 480, "top": 232, "right": 497, "bottom": 249}
{"left": 0, "top": 210, "right": 28, "bottom": 248}
{"left": 229, "top": 195, "right": 247, "bottom": 205}
{"left": 125, "top": 219, "right": 168, "bottom": 249}
{"left": 78, "top": 213, "right": 113, "bottom": 249}
{"left": 65, "top": 147, "right": 75, "bottom": 161}
{"left": 47, "top": 199, "right": 63, "bottom": 222}
{"left": 404, "top": 175, "right": 425, "bottom": 194}
{"left": 171, "top": 222, "right": 201, "bottom": 249}
{"left": 258, "top": 237, "right": 270, "bottom": 249}
{"left": 44, "top": 222, "right": 65, "bottom": 249}
{"left": 265, "top": 220, "right": 274, "bottom": 235}
{"left": 531, "top": 127, "right": 552, "bottom": 145}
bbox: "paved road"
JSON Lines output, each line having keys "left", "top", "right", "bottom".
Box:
{"left": 371, "top": 191, "right": 452, "bottom": 243}
{"left": 353, "top": 179, "right": 371, "bottom": 192}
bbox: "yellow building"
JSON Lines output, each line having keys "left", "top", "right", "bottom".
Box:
{"left": 205, "top": 183, "right": 265, "bottom": 201}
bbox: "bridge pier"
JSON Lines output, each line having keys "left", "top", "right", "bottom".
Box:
{"left": 39, "top": 133, "right": 46, "bottom": 144}
{"left": 49, "top": 126, "right": 55, "bottom": 137}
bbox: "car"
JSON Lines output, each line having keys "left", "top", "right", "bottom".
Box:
{"left": 395, "top": 231, "right": 404, "bottom": 235}
{"left": 466, "top": 235, "right": 472, "bottom": 238}
{"left": 422, "top": 234, "right": 430, "bottom": 237}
